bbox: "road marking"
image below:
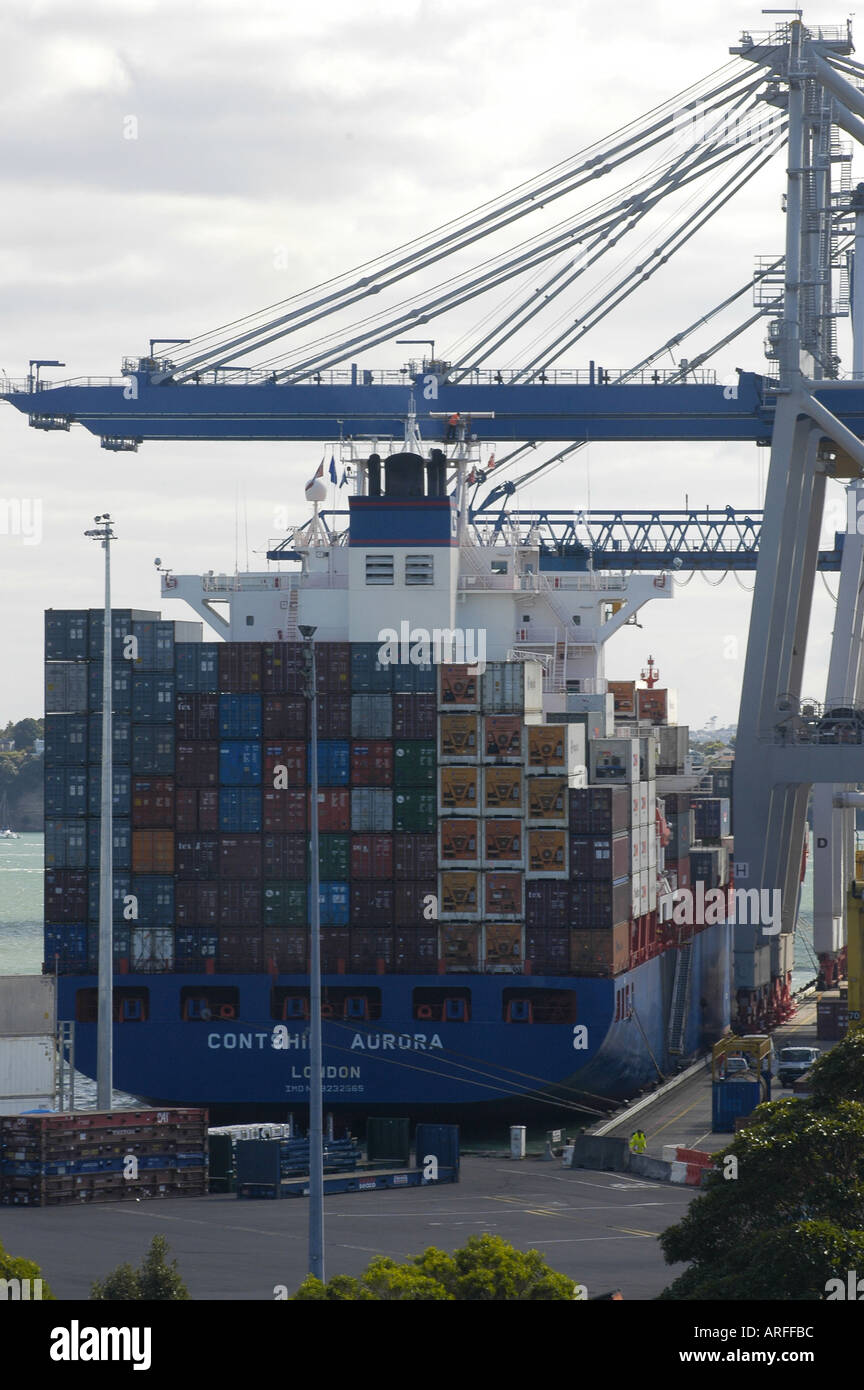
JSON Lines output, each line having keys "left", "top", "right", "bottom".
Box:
{"left": 611, "top": 1226, "right": 659, "bottom": 1238}
{"left": 646, "top": 1092, "right": 709, "bottom": 1140}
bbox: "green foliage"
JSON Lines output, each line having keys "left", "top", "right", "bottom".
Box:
{"left": 0, "top": 1238, "right": 55, "bottom": 1299}
{"left": 659, "top": 1097, "right": 864, "bottom": 1299}
{"left": 91, "top": 1234, "right": 189, "bottom": 1301}
{"left": 809, "top": 1030, "right": 864, "bottom": 1106}
{"left": 11, "top": 717, "right": 41, "bottom": 750}
{"left": 292, "top": 1234, "right": 576, "bottom": 1301}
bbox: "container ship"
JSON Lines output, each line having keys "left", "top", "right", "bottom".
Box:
{"left": 42, "top": 443, "right": 735, "bottom": 1118}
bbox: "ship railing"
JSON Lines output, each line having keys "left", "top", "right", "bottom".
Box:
{"left": 0, "top": 375, "right": 128, "bottom": 395}
{"left": 89, "top": 364, "right": 720, "bottom": 389}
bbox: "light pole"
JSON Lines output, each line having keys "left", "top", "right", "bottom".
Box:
{"left": 300, "top": 622, "right": 324, "bottom": 1279}
{"left": 85, "top": 514, "right": 116, "bottom": 1111}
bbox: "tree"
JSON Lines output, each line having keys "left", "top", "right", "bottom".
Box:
{"left": 659, "top": 1097, "right": 864, "bottom": 1299}
{"left": 808, "top": 1030, "right": 864, "bottom": 1107}
{"left": 91, "top": 1235, "right": 189, "bottom": 1301}
{"left": 292, "top": 1235, "right": 576, "bottom": 1301}
{"left": 10, "top": 717, "right": 40, "bottom": 751}
{"left": 0, "top": 1238, "right": 55, "bottom": 1299}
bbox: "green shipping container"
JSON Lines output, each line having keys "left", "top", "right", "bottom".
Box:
{"left": 315, "top": 834, "right": 350, "bottom": 880}
{"left": 393, "top": 789, "right": 437, "bottom": 833}
{"left": 366, "top": 1116, "right": 411, "bottom": 1165}
{"left": 393, "top": 740, "right": 436, "bottom": 788}
{"left": 262, "top": 881, "right": 307, "bottom": 926}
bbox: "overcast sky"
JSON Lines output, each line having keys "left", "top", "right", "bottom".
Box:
{"left": 0, "top": 0, "right": 855, "bottom": 728}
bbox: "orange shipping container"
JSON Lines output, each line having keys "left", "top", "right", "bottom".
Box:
{"left": 441, "top": 923, "right": 481, "bottom": 970}
{"left": 484, "top": 715, "right": 522, "bottom": 759}
{"left": 527, "top": 828, "right": 567, "bottom": 874}
{"left": 485, "top": 921, "right": 523, "bottom": 967}
{"left": 440, "top": 766, "right": 479, "bottom": 810}
{"left": 527, "top": 777, "right": 568, "bottom": 821}
{"left": 484, "top": 819, "right": 523, "bottom": 862}
{"left": 440, "top": 818, "right": 479, "bottom": 861}
{"left": 608, "top": 680, "right": 637, "bottom": 716}
{"left": 485, "top": 872, "right": 522, "bottom": 916}
{"left": 527, "top": 724, "right": 566, "bottom": 767}
{"left": 132, "top": 829, "right": 174, "bottom": 875}
{"left": 484, "top": 766, "right": 522, "bottom": 811}
{"left": 439, "top": 664, "right": 479, "bottom": 706}
{"left": 569, "top": 924, "right": 630, "bottom": 976}
{"left": 440, "top": 713, "right": 479, "bottom": 758}
{"left": 636, "top": 687, "right": 669, "bottom": 724}
{"left": 440, "top": 870, "right": 479, "bottom": 915}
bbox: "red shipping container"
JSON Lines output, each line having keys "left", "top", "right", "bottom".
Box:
{"left": 131, "top": 778, "right": 175, "bottom": 828}
{"left": 132, "top": 830, "right": 174, "bottom": 875}
{"left": 441, "top": 818, "right": 479, "bottom": 860}
{"left": 175, "top": 835, "right": 219, "bottom": 879}
{"left": 524, "top": 927, "right": 571, "bottom": 975}
{"left": 394, "top": 928, "right": 439, "bottom": 973}
{"left": 174, "top": 787, "right": 218, "bottom": 832}
{"left": 393, "top": 833, "right": 437, "bottom": 880}
{"left": 349, "top": 929, "right": 395, "bottom": 972}
{"left": 350, "top": 833, "right": 394, "bottom": 880}
{"left": 263, "top": 832, "right": 307, "bottom": 879}
{"left": 393, "top": 693, "right": 436, "bottom": 738}
{"left": 176, "top": 742, "right": 219, "bottom": 788}
{"left": 218, "top": 643, "right": 262, "bottom": 692}
{"left": 315, "top": 642, "right": 350, "bottom": 694}
{"left": 263, "top": 788, "right": 307, "bottom": 833}
{"left": 316, "top": 694, "right": 350, "bottom": 738}
{"left": 220, "top": 835, "right": 262, "bottom": 879}
{"left": 262, "top": 642, "right": 305, "bottom": 694}
{"left": 262, "top": 695, "right": 307, "bottom": 739}
{"left": 217, "top": 930, "right": 265, "bottom": 973}
{"left": 218, "top": 881, "right": 262, "bottom": 927}
{"left": 395, "top": 879, "right": 436, "bottom": 924}
{"left": 313, "top": 789, "right": 350, "bottom": 833}
{"left": 263, "top": 741, "right": 306, "bottom": 786}
{"left": 45, "top": 869, "right": 88, "bottom": 923}
{"left": 525, "top": 880, "right": 570, "bottom": 929}
{"left": 350, "top": 883, "right": 395, "bottom": 925}
{"left": 667, "top": 856, "right": 691, "bottom": 890}
{"left": 174, "top": 881, "right": 219, "bottom": 926}
{"left": 176, "top": 693, "right": 219, "bottom": 740}
{"left": 320, "top": 929, "right": 349, "bottom": 973}
{"left": 350, "top": 740, "right": 394, "bottom": 786}
{"left": 568, "top": 832, "right": 630, "bottom": 881}
{"left": 263, "top": 928, "right": 308, "bottom": 972}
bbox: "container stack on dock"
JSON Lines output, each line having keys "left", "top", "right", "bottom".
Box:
{"left": 0, "top": 1108, "right": 207, "bottom": 1206}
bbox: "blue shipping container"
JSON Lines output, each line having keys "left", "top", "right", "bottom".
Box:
{"left": 44, "top": 925, "right": 89, "bottom": 969}
{"left": 88, "top": 664, "right": 133, "bottom": 714}
{"left": 87, "top": 873, "right": 132, "bottom": 924}
{"left": 392, "top": 661, "right": 435, "bottom": 693}
{"left": 175, "top": 929, "right": 219, "bottom": 964}
{"left": 131, "top": 725, "right": 175, "bottom": 774}
{"left": 88, "top": 715, "right": 132, "bottom": 766}
{"left": 351, "top": 643, "right": 394, "bottom": 693}
{"left": 319, "top": 882, "right": 350, "bottom": 926}
{"left": 45, "top": 611, "right": 89, "bottom": 661}
{"left": 45, "top": 714, "right": 88, "bottom": 765}
{"left": 711, "top": 1079, "right": 765, "bottom": 1132}
{"left": 175, "top": 643, "right": 219, "bottom": 692}
{"left": 45, "top": 820, "right": 88, "bottom": 869}
{"left": 87, "top": 818, "right": 132, "bottom": 870}
{"left": 219, "top": 788, "right": 263, "bottom": 833}
{"left": 45, "top": 770, "right": 88, "bottom": 818}
{"left": 87, "top": 767, "right": 132, "bottom": 817}
{"left": 131, "top": 876, "right": 175, "bottom": 926}
{"left": 414, "top": 1123, "right": 460, "bottom": 1172}
{"left": 132, "top": 675, "right": 175, "bottom": 723}
{"left": 307, "top": 740, "right": 350, "bottom": 787}
{"left": 219, "top": 693, "right": 263, "bottom": 738}
{"left": 219, "top": 741, "right": 262, "bottom": 786}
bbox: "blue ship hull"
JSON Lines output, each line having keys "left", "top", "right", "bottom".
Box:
{"left": 59, "top": 923, "right": 731, "bottom": 1111}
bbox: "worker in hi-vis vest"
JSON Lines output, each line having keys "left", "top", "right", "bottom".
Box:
{"left": 629, "top": 1130, "right": 647, "bottom": 1154}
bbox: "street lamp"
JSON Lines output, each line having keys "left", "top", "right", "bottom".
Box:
{"left": 299, "top": 623, "right": 324, "bottom": 1279}
{"left": 84, "top": 514, "right": 117, "bottom": 1111}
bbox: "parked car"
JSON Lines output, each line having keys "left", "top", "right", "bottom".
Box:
{"left": 777, "top": 1046, "right": 820, "bottom": 1087}
{"left": 724, "top": 1055, "right": 751, "bottom": 1076}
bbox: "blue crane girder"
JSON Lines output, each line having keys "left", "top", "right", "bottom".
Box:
{"left": 0, "top": 370, "right": 786, "bottom": 443}
{"left": 265, "top": 507, "right": 845, "bottom": 571}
